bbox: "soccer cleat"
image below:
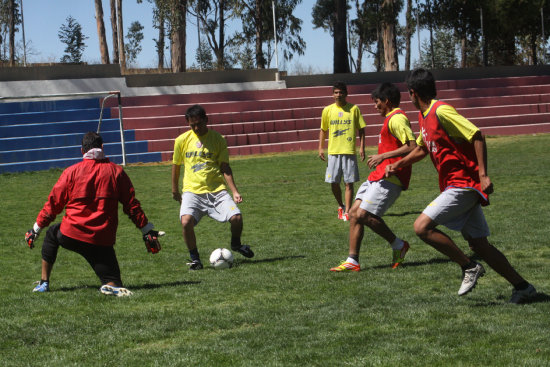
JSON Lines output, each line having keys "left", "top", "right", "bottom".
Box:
{"left": 232, "top": 244, "right": 254, "bottom": 258}
{"left": 338, "top": 207, "right": 344, "bottom": 220}
{"left": 391, "top": 241, "right": 410, "bottom": 269}
{"left": 458, "top": 262, "right": 485, "bottom": 296}
{"left": 330, "top": 261, "right": 360, "bottom": 272}
{"left": 509, "top": 284, "right": 537, "bottom": 304}
{"left": 342, "top": 212, "right": 349, "bottom": 221}
{"left": 32, "top": 281, "right": 49, "bottom": 293}
{"left": 99, "top": 284, "right": 133, "bottom": 297}
{"left": 187, "top": 259, "right": 204, "bottom": 270}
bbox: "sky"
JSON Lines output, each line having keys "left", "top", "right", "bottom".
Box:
{"left": 17, "top": 0, "right": 423, "bottom": 75}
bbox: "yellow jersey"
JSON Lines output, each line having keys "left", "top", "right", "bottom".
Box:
{"left": 321, "top": 103, "right": 366, "bottom": 155}
{"left": 173, "top": 129, "right": 229, "bottom": 194}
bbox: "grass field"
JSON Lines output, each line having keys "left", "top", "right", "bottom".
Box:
{"left": 1, "top": 134, "right": 549, "bottom": 366}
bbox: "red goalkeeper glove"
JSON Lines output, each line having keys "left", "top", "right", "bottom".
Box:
{"left": 25, "top": 224, "right": 42, "bottom": 249}
{"left": 143, "top": 230, "right": 164, "bottom": 254}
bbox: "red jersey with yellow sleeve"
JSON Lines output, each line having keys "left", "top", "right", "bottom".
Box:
{"left": 416, "top": 100, "right": 489, "bottom": 204}
{"left": 368, "top": 108, "right": 415, "bottom": 189}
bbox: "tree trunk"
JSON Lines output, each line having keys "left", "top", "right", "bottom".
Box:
{"left": 460, "top": 36, "right": 466, "bottom": 68}
{"left": 254, "top": 0, "right": 265, "bottom": 69}
{"left": 116, "top": 0, "right": 126, "bottom": 70}
{"left": 110, "top": 0, "right": 119, "bottom": 64}
{"left": 157, "top": 13, "right": 165, "bottom": 69}
{"left": 171, "top": 0, "right": 187, "bottom": 72}
{"left": 404, "top": 0, "right": 412, "bottom": 71}
{"left": 333, "top": 0, "right": 350, "bottom": 73}
{"left": 95, "top": 0, "right": 110, "bottom": 64}
{"left": 381, "top": 0, "right": 398, "bottom": 71}
{"left": 8, "top": 0, "right": 15, "bottom": 66}
{"left": 217, "top": 0, "right": 225, "bottom": 69}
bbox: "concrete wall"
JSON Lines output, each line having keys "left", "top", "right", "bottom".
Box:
{"left": 0, "top": 64, "right": 121, "bottom": 81}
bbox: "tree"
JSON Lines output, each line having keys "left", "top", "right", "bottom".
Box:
{"left": 169, "top": 0, "right": 187, "bottom": 72}
{"left": 404, "top": 0, "right": 414, "bottom": 70}
{"left": 110, "top": 0, "right": 119, "bottom": 63}
{"left": 125, "top": 21, "right": 144, "bottom": 65}
{"left": 94, "top": 0, "right": 110, "bottom": 64}
{"left": 237, "top": 0, "right": 305, "bottom": 69}
{"left": 0, "top": 0, "right": 21, "bottom": 63}
{"left": 8, "top": 0, "right": 14, "bottom": 65}
{"left": 312, "top": 0, "right": 349, "bottom": 73}
{"left": 193, "top": 39, "right": 214, "bottom": 70}
{"left": 58, "top": 15, "right": 88, "bottom": 63}
{"left": 350, "top": 0, "right": 384, "bottom": 72}
{"left": 192, "top": 0, "right": 238, "bottom": 70}
{"left": 380, "top": 0, "right": 401, "bottom": 71}
{"left": 417, "top": 28, "right": 458, "bottom": 68}
{"left": 116, "top": 0, "right": 126, "bottom": 69}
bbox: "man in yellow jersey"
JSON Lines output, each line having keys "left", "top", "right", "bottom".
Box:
{"left": 319, "top": 81, "right": 366, "bottom": 221}
{"left": 331, "top": 82, "right": 416, "bottom": 272}
{"left": 386, "top": 68, "right": 536, "bottom": 303}
{"left": 172, "top": 105, "right": 254, "bottom": 270}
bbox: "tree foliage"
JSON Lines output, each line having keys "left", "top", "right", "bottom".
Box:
{"left": 125, "top": 21, "right": 144, "bottom": 65}
{"left": 58, "top": 16, "right": 88, "bottom": 63}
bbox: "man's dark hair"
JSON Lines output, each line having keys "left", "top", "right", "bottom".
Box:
{"left": 82, "top": 131, "right": 103, "bottom": 152}
{"left": 371, "top": 82, "right": 401, "bottom": 107}
{"left": 406, "top": 68, "right": 437, "bottom": 102}
{"left": 185, "top": 104, "right": 207, "bottom": 121}
{"left": 332, "top": 81, "right": 348, "bottom": 94}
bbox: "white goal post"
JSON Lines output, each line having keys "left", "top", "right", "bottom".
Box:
{"left": 0, "top": 90, "right": 127, "bottom": 166}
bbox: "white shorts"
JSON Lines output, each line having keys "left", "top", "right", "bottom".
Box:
{"left": 356, "top": 180, "right": 402, "bottom": 217}
{"left": 423, "top": 188, "right": 490, "bottom": 240}
{"left": 180, "top": 190, "right": 241, "bottom": 225}
{"left": 325, "top": 154, "right": 360, "bottom": 184}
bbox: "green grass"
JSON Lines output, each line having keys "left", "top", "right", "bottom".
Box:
{"left": 1, "top": 134, "right": 549, "bottom": 366}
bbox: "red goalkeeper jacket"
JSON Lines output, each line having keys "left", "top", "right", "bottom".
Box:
{"left": 36, "top": 157, "right": 149, "bottom": 246}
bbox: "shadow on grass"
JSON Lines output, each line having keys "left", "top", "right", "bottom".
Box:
{"left": 56, "top": 280, "right": 201, "bottom": 292}
{"left": 234, "top": 255, "right": 306, "bottom": 266}
{"left": 385, "top": 211, "right": 423, "bottom": 217}
{"left": 473, "top": 292, "right": 550, "bottom": 307}
{"left": 371, "top": 256, "right": 452, "bottom": 270}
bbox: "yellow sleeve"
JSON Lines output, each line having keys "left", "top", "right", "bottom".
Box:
{"left": 436, "top": 105, "right": 479, "bottom": 142}
{"left": 321, "top": 105, "right": 331, "bottom": 131}
{"left": 172, "top": 134, "right": 185, "bottom": 165}
{"left": 353, "top": 105, "right": 366, "bottom": 129}
{"left": 388, "top": 113, "right": 415, "bottom": 144}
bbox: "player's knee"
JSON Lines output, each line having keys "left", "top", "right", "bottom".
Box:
{"left": 229, "top": 213, "right": 242, "bottom": 225}
{"left": 180, "top": 215, "right": 195, "bottom": 229}
{"left": 413, "top": 219, "right": 429, "bottom": 238}
{"left": 468, "top": 237, "right": 489, "bottom": 252}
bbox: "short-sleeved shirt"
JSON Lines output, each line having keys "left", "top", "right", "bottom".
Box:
{"left": 416, "top": 101, "right": 479, "bottom": 147}
{"left": 172, "top": 129, "right": 228, "bottom": 194}
{"left": 321, "top": 103, "right": 366, "bottom": 155}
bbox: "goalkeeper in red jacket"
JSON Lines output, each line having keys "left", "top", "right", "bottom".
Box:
{"left": 25, "top": 132, "right": 163, "bottom": 296}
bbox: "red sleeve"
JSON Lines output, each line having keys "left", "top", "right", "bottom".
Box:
{"left": 117, "top": 169, "right": 149, "bottom": 230}
{"left": 36, "top": 169, "right": 71, "bottom": 228}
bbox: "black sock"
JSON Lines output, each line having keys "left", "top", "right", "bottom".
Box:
{"left": 231, "top": 236, "right": 241, "bottom": 250}
{"left": 40, "top": 280, "right": 48, "bottom": 284}
{"left": 461, "top": 261, "right": 477, "bottom": 271}
{"left": 349, "top": 255, "right": 359, "bottom": 262}
{"left": 514, "top": 281, "right": 529, "bottom": 291}
{"left": 189, "top": 248, "right": 200, "bottom": 262}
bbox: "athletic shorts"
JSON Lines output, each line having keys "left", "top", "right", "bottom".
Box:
{"left": 41, "top": 223, "right": 122, "bottom": 286}
{"left": 325, "top": 154, "right": 360, "bottom": 184}
{"left": 180, "top": 190, "right": 241, "bottom": 224}
{"left": 423, "top": 188, "right": 490, "bottom": 240}
{"left": 355, "top": 180, "right": 402, "bottom": 217}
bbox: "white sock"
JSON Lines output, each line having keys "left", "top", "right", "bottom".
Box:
{"left": 346, "top": 257, "right": 359, "bottom": 265}
{"left": 390, "top": 238, "right": 404, "bottom": 251}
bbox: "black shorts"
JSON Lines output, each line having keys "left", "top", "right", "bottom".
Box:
{"left": 42, "top": 223, "right": 123, "bottom": 286}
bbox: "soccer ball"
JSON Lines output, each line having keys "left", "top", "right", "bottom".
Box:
{"left": 209, "top": 248, "right": 234, "bottom": 269}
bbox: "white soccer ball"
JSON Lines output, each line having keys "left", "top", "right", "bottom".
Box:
{"left": 209, "top": 248, "right": 234, "bottom": 269}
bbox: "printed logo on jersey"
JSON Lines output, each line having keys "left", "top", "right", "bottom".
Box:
{"left": 196, "top": 141, "right": 203, "bottom": 148}
{"left": 333, "top": 128, "right": 350, "bottom": 138}
{"left": 421, "top": 127, "right": 437, "bottom": 153}
{"left": 191, "top": 162, "right": 207, "bottom": 172}
{"left": 338, "top": 112, "right": 344, "bottom": 118}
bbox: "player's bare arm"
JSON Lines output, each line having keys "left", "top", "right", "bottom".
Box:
{"left": 369, "top": 140, "right": 417, "bottom": 169}
{"left": 358, "top": 128, "right": 366, "bottom": 161}
{"left": 220, "top": 162, "right": 242, "bottom": 203}
{"left": 171, "top": 164, "right": 182, "bottom": 203}
{"left": 473, "top": 131, "right": 493, "bottom": 194}
{"left": 385, "top": 144, "right": 427, "bottom": 177}
{"left": 318, "top": 129, "right": 327, "bottom": 161}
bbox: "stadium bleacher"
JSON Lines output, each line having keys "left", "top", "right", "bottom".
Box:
{"left": 2, "top": 74, "right": 550, "bottom": 173}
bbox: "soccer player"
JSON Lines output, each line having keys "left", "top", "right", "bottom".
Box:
{"left": 386, "top": 68, "right": 536, "bottom": 303}
{"left": 25, "top": 132, "right": 162, "bottom": 296}
{"left": 331, "top": 82, "right": 416, "bottom": 272}
{"left": 319, "top": 81, "right": 366, "bottom": 221}
{"left": 172, "top": 104, "right": 254, "bottom": 270}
